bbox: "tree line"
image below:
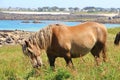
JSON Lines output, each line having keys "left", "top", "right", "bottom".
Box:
{"left": 0, "top": 6, "right": 120, "bottom": 13}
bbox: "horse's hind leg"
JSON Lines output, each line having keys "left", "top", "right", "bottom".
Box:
{"left": 91, "top": 41, "right": 105, "bottom": 65}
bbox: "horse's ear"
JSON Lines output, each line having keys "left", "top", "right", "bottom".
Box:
{"left": 25, "top": 40, "right": 29, "bottom": 47}
{"left": 18, "top": 40, "right": 29, "bottom": 47}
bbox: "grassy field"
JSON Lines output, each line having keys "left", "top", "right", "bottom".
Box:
{"left": 0, "top": 27, "right": 120, "bottom": 80}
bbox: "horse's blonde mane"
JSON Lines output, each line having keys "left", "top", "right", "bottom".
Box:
{"left": 28, "top": 25, "right": 53, "bottom": 49}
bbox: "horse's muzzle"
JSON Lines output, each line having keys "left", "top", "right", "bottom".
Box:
{"left": 33, "top": 63, "right": 42, "bottom": 68}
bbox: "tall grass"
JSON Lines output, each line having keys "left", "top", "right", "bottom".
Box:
{"left": 0, "top": 27, "right": 120, "bottom": 80}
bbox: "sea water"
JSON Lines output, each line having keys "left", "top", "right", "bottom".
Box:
{"left": 0, "top": 20, "right": 120, "bottom": 31}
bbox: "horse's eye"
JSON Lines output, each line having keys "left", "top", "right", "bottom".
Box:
{"left": 27, "top": 49, "right": 36, "bottom": 58}
{"left": 27, "top": 49, "right": 32, "bottom": 55}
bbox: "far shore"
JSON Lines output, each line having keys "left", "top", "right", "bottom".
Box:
{"left": 0, "top": 11, "right": 120, "bottom": 24}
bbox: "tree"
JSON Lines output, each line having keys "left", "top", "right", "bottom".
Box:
{"left": 59, "top": 8, "right": 66, "bottom": 11}
{"left": 68, "top": 7, "right": 74, "bottom": 13}
{"left": 51, "top": 6, "right": 59, "bottom": 11}
{"left": 42, "top": 7, "right": 49, "bottom": 12}
{"left": 38, "top": 7, "right": 43, "bottom": 12}
{"left": 74, "top": 7, "right": 80, "bottom": 12}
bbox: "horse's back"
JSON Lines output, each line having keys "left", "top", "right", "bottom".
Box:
{"left": 69, "top": 22, "right": 107, "bottom": 42}
{"left": 52, "top": 21, "right": 107, "bottom": 48}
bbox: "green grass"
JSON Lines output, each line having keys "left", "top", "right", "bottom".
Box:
{"left": 0, "top": 27, "right": 120, "bottom": 80}
{"left": 108, "top": 27, "right": 120, "bottom": 35}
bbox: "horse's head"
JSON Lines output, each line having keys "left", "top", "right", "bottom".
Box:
{"left": 21, "top": 40, "right": 43, "bottom": 68}
{"left": 114, "top": 32, "right": 120, "bottom": 45}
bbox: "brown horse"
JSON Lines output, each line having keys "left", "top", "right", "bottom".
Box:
{"left": 21, "top": 22, "right": 107, "bottom": 68}
{"left": 114, "top": 32, "right": 120, "bottom": 45}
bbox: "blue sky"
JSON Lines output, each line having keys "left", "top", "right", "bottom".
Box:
{"left": 0, "top": 0, "right": 120, "bottom": 8}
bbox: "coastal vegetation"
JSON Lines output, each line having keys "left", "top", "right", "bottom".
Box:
{"left": 0, "top": 27, "right": 120, "bottom": 80}
{"left": 0, "top": 6, "right": 119, "bottom": 14}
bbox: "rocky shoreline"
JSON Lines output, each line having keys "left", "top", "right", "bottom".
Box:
{"left": 0, "top": 30, "right": 34, "bottom": 47}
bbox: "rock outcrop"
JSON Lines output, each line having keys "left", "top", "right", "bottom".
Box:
{"left": 0, "top": 30, "right": 34, "bottom": 47}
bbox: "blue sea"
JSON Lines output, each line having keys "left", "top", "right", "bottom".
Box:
{"left": 0, "top": 20, "right": 120, "bottom": 31}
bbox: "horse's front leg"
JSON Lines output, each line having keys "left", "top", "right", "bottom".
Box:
{"left": 64, "top": 52, "right": 74, "bottom": 68}
{"left": 47, "top": 55, "right": 56, "bottom": 70}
